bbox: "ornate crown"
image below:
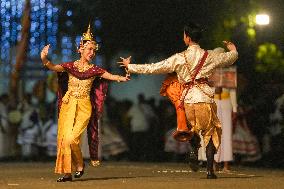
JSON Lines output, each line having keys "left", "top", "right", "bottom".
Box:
{"left": 79, "top": 23, "right": 99, "bottom": 50}
{"left": 82, "top": 23, "right": 94, "bottom": 41}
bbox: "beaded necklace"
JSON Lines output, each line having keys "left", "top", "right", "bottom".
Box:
{"left": 74, "top": 60, "right": 93, "bottom": 72}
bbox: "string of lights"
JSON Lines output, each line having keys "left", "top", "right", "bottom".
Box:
{"left": 0, "top": 0, "right": 103, "bottom": 93}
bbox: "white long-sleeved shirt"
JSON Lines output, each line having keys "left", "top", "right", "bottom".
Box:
{"left": 128, "top": 45, "right": 238, "bottom": 104}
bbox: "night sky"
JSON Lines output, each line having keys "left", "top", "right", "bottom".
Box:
{"left": 63, "top": 0, "right": 284, "bottom": 64}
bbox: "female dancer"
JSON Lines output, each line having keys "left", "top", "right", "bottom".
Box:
{"left": 40, "top": 24, "right": 129, "bottom": 182}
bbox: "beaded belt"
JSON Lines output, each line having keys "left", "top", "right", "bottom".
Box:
{"left": 182, "top": 78, "right": 209, "bottom": 88}
{"left": 69, "top": 91, "right": 89, "bottom": 99}
{"left": 62, "top": 90, "right": 90, "bottom": 104}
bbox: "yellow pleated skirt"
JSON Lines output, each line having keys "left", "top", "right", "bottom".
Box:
{"left": 184, "top": 102, "right": 222, "bottom": 150}
{"left": 55, "top": 96, "right": 92, "bottom": 174}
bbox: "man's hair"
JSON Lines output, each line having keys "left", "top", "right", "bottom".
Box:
{"left": 184, "top": 22, "right": 203, "bottom": 43}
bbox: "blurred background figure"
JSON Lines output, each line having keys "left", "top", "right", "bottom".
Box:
{"left": 7, "top": 95, "right": 22, "bottom": 158}
{"left": 233, "top": 105, "right": 261, "bottom": 163}
{"left": 126, "top": 93, "right": 150, "bottom": 161}
{"left": 213, "top": 86, "right": 237, "bottom": 172}
{"left": 17, "top": 94, "right": 40, "bottom": 160}
{"left": 45, "top": 119, "right": 57, "bottom": 158}
{"left": 0, "top": 94, "right": 10, "bottom": 160}
{"left": 100, "top": 107, "right": 129, "bottom": 161}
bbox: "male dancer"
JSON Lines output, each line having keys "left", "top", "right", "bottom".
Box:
{"left": 118, "top": 22, "right": 238, "bottom": 179}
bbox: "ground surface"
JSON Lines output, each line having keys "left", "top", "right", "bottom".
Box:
{"left": 1, "top": 161, "right": 284, "bottom": 189}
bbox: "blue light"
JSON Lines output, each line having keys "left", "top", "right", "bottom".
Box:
{"left": 34, "top": 48, "right": 39, "bottom": 54}
{"left": 30, "top": 37, "right": 35, "bottom": 43}
{"left": 40, "top": 0, "right": 45, "bottom": 8}
{"left": 66, "top": 10, "right": 72, "bottom": 17}
{"left": 1, "top": 9, "right": 5, "bottom": 15}
{"left": 1, "top": 2, "right": 5, "bottom": 8}
{"left": 40, "top": 42, "right": 45, "bottom": 49}
{"left": 5, "top": 1, "right": 11, "bottom": 8}
{"left": 40, "top": 15, "right": 45, "bottom": 22}
{"left": 31, "top": 12, "right": 36, "bottom": 19}
{"left": 94, "top": 19, "right": 102, "bottom": 29}
{"left": 4, "top": 41, "right": 10, "bottom": 48}
{"left": 35, "top": 11, "right": 40, "bottom": 18}
{"left": 62, "top": 49, "right": 68, "bottom": 54}
{"left": 11, "top": 36, "right": 16, "bottom": 42}
{"left": 40, "top": 3, "right": 45, "bottom": 9}
{"left": 30, "top": 49, "right": 37, "bottom": 56}
{"left": 66, "top": 43, "right": 72, "bottom": 49}
{"left": 40, "top": 24, "right": 45, "bottom": 31}
{"left": 65, "top": 20, "right": 72, "bottom": 27}
{"left": 17, "top": 33, "right": 22, "bottom": 41}
{"left": 4, "top": 22, "right": 10, "bottom": 27}
{"left": 5, "top": 32, "right": 10, "bottom": 38}
{"left": 33, "top": 5, "right": 39, "bottom": 11}
{"left": 62, "top": 37, "right": 68, "bottom": 44}
{"left": 31, "top": 22, "right": 37, "bottom": 30}
{"left": 0, "top": 0, "right": 74, "bottom": 81}
{"left": 5, "top": 15, "right": 10, "bottom": 21}
{"left": 47, "top": 9, "right": 52, "bottom": 16}
{"left": 46, "top": 2, "right": 52, "bottom": 8}
{"left": 34, "top": 32, "right": 39, "bottom": 37}
{"left": 11, "top": 7, "right": 16, "bottom": 16}
{"left": 47, "top": 36, "right": 54, "bottom": 43}
{"left": 62, "top": 56, "right": 71, "bottom": 62}
{"left": 17, "top": 2, "right": 23, "bottom": 10}
{"left": 75, "top": 36, "right": 81, "bottom": 45}
{"left": 53, "top": 7, "right": 58, "bottom": 13}
{"left": 47, "top": 21, "right": 52, "bottom": 28}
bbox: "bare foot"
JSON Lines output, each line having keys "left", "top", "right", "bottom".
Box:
{"left": 222, "top": 168, "right": 231, "bottom": 173}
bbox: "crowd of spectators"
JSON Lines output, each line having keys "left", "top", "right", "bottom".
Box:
{"left": 0, "top": 88, "right": 276, "bottom": 167}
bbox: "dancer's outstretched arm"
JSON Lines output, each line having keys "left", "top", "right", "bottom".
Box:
{"left": 40, "top": 44, "right": 64, "bottom": 72}
{"left": 100, "top": 71, "right": 130, "bottom": 82}
{"left": 118, "top": 54, "right": 178, "bottom": 75}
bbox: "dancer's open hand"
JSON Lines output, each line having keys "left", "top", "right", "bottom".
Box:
{"left": 120, "top": 75, "right": 131, "bottom": 82}
{"left": 40, "top": 44, "right": 50, "bottom": 61}
{"left": 223, "top": 41, "right": 237, "bottom": 51}
{"left": 117, "top": 56, "right": 131, "bottom": 68}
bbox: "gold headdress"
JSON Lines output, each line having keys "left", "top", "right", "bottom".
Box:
{"left": 79, "top": 23, "right": 99, "bottom": 50}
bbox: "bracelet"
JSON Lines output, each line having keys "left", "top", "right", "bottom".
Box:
{"left": 43, "top": 60, "right": 50, "bottom": 67}
{"left": 117, "top": 75, "right": 121, "bottom": 82}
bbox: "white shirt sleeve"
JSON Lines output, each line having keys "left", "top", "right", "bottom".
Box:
{"left": 128, "top": 54, "right": 179, "bottom": 74}
{"left": 212, "top": 50, "right": 238, "bottom": 68}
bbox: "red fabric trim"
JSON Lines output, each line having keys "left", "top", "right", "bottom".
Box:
{"left": 178, "top": 51, "right": 208, "bottom": 109}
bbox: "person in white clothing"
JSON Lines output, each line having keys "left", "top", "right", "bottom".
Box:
{"left": 17, "top": 108, "right": 40, "bottom": 159}
{"left": 127, "top": 95, "right": 150, "bottom": 161}
{"left": 214, "top": 86, "right": 237, "bottom": 171}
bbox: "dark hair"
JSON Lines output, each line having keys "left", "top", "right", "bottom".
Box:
{"left": 184, "top": 22, "right": 203, "bottom": 43}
